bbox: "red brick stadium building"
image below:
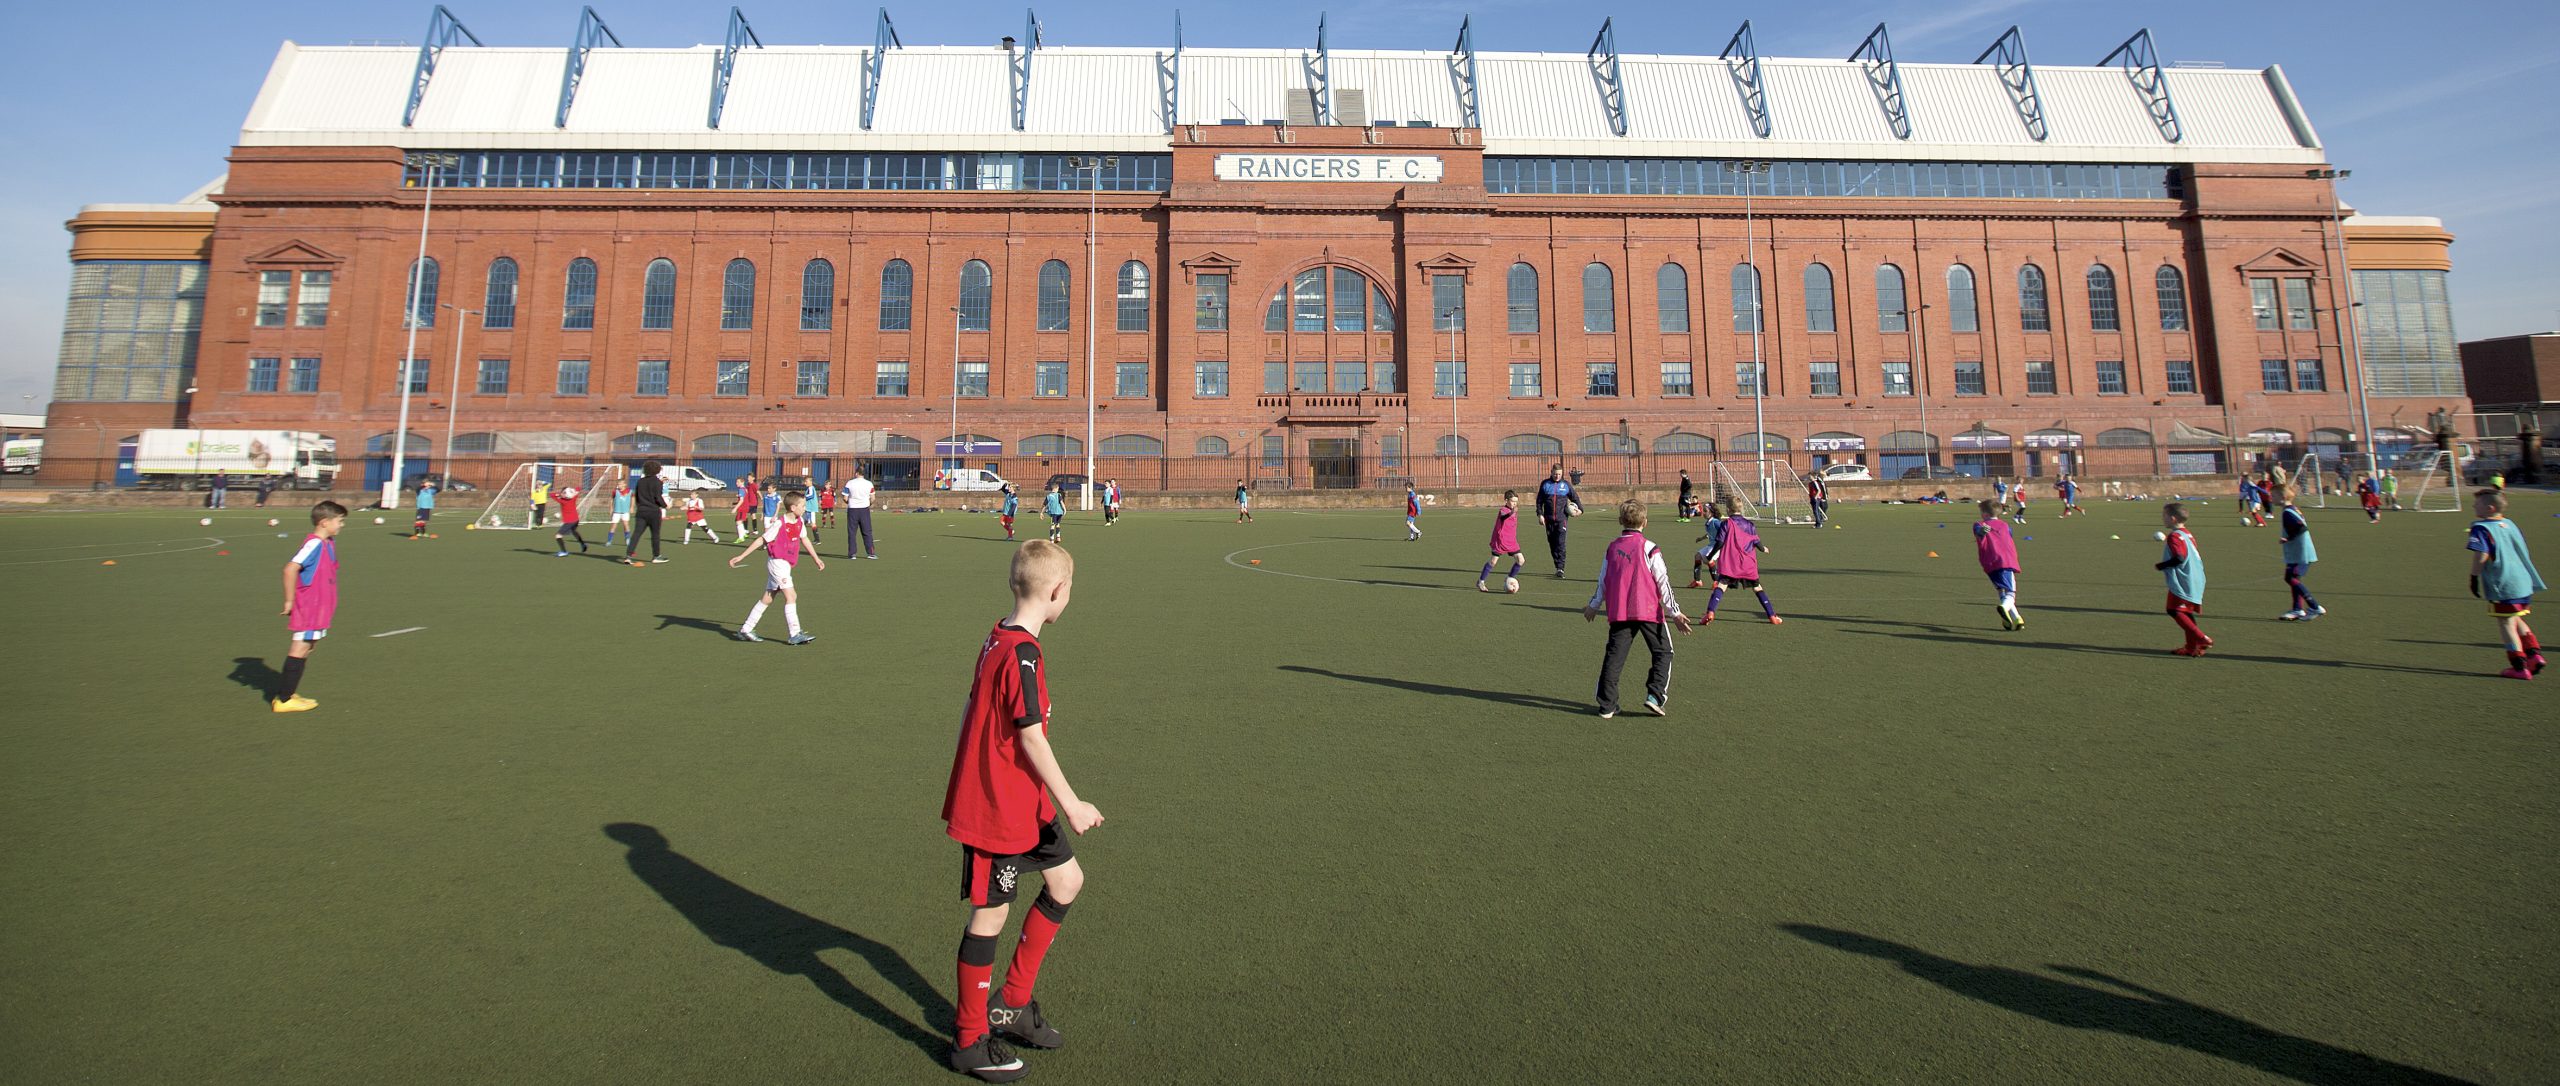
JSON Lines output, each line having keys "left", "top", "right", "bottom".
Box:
{"left": 43, "top": 16, "right": 2470, "bottom": 494}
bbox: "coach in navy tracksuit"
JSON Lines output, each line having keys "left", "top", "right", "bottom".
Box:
{"left": 1535, "top": 465, "right": 1581, "bottom": 578}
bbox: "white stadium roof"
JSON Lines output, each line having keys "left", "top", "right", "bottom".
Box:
{"left": 240, "top": 38, "right": 2323, "bottom": 164}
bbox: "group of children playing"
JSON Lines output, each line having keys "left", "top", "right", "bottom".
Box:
{"left": 994, "top": 483, "right": 1075, "bottom": 543}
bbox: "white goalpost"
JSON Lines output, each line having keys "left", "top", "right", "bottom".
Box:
{"left": 475, "top": 462, "right": 626, "bottom": 529}
{"left": 1708, "top": 461, "right": 1815, "bottom": 525}
{"left": 2403, "top": 450, "right": 2464, "bottom": 513}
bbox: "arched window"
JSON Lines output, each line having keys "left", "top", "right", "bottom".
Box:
{"left": 1195, "top": 435, "right": 1231, "bottom": 457}
{"left": 957, "top": 260, "right": 992, "bottom": 331}
{"left": 1731, "top": 263, "right": 1762, "bottom": 333}
{"left": 1656, "top": 263, "right": 1689, "bottom": 333}
{"left": 800, "top": 259, "right": 834, "bottom": 331}
{"left": 2154, "top": 266, "right": 2188, "bottom": 332}
{"left": 1498, "top": 433, "right": 1564, "bottom": 457}
{"left": 878, "top": 259, "right": 913, "bottom": 330}
{"left": 1436, "top": 435, "right": 1470, "bottom": 457}
{"left": 1330, "top": 267, "right": 1368, "bottom": 332}
{"left": 641, "top": 258, "right": 677, "bottom": 329}
{"left": 2086, "top": 264, "right": 2119, "bottom": 332}
{"left": 1732, "top": 432, "right": 1790, "bottom": 455}
{"left": 366, "top": 431, "right": 431, "bottom": 455}
{"left": 2098, "top": 427, "right": 2155, "bottom": 448}
{"left": 1017, "top": 434, "right": 1083, "bottom": 457}
{"left": 1581, "top": 262, "right": 1615, "bottom": 333}
{"left": 1370, "top": 282, "right": 1396, "bottom": 332}
{"left": 1577, "top": 433, "right": 1635, "bottom": 455}
{"left": 450, "top": 432, "right": 498, "bottom": 453}
{"left": 1506, "top": 262, "right": 1539, "bottom": 333}
{"left": 405, "top": 257, "right": 439, "bottom": 328}
{"left": 1655, "top": 431, "right": 1715, "bottom": 454}
{"left": 693, "top": 434, "right": 758, "bottom": 457}
{"left": 1098, "top": 434, "right": 1165, "bottom": 457}
{"left": 561, "top": 258, "right": 598, "bottom": 330}
{"left": 1803, "top": 263, "right": 1835, "bottom": 333}
{"left": 2017, "top": 264, "right": 2050, "bottom": 333}
{"left": 482, "top": 257, "right": 518, "bottom": 330}
{"left": 1945, "top": 264, "right": 1979, "bottom": 333}
{"left": 1876, "top": 264, "right": 1908, "bottom": 333}
{"left": 1118, "top": 261, "right": 1151, "bottom": 332}
{"left": 611, "top": 432, "right": 678, "bottom": 456}
{"left": 1036, "top": 260, "right": 1071, "bottom": 331}
{"left": 721, "top": 258, "right": 756, "bottom": 330}
{"left": 884, "top": 435, "right": 923, "bottom": 455}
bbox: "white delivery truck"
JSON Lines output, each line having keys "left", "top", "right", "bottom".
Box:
{"left": 935, "top": 467, "right": 1009, "bottom": 492}
{"left": 134, "top": 430, "right": 339, "bottom": 489}
{"left": 2, "top": 438, "right": 39, "bottom": 474}
{"left": 654, "top": 464, "right": 730, "bottom": 491}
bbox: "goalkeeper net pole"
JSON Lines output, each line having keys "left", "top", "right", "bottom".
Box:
{"left": 1709, "top": 461, "right": 1816, "bottom": 524}
{"left": 2403, "top": 450, "right": 2464, "bottom": 513}
{"left": 2291, "top": 453, "right": 2327, "bottom": 508}
{"left": 474, "top": 462, "right": 626, "bottom": 529}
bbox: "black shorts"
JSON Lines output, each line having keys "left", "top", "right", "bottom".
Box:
{"left": 959, "top": 819, "right": 1074, "bottom": 907}
{"left": 1715, "top": 575, "right": 1761, "bottom": 590}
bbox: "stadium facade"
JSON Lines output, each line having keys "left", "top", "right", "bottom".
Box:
{"left": 42, "top": 13, "right": 2469, "bottom": 491}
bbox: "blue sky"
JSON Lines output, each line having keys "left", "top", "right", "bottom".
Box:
{"left": 4, "top": 0, "right": 2553, "bottom": 412}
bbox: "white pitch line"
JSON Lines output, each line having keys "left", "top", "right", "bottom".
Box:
{"left": 0, "top": 536, "right": 226, "bottom": 566}
{"left": 372, "top": 627, "right": 428, "bottom": 638}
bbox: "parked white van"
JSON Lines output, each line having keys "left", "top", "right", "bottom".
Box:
{"left": 655, "top": 464, "right": 729, "bottom": 491}
{"left": 935, "top": 467, "right": 1009, "bottom": 492}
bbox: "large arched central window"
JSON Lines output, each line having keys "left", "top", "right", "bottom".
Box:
{"left": 1581, "top": 262, "right": 1615, "bottom": 333}
{"left": 800, "top": 258, "right": 834, "bottom": 331}
{"left": 482, "top": 257, "right": 518, "bottom": 330}
{"left": 1506, "top": 263, "right": 1539, "bottom": 333}
{"left": 721, "top": 258, "right": 757, "bottom": 330}
{"left": 641, "top": 258, "right": 677, "bottom": 329}
{"left": 957, "top": 260, "right": 994, "bottom": 331}
{"left": 1117, "top": 261, "right": 1151, "bottom": 332}
{"left": 2086, "top": 264, "right": 2120, "bottom": 332}
{"left": 2018, "top": 264, "right": 2050, "bottom": 333}
{"left": 1656, "top": 263, "right": 1689, "bottom": 333}
{"left": 1036, "top": 260, "right": 1071, "bottom": 331}
{"left": 562, "top": 258, "right": 598, "bottom": 330}
{"left": 1804, "top": 263, "right": 1836, "bottom": 332}
{"left": 1262, "top": 266, "right": 1395, "bottom": 335}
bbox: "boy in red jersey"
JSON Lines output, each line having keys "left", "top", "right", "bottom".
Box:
{"left": 943, "top": 540, "right": 1103, "bottom": 1082}
{"left": 552, "top": 482, "right": 588, "bottom": 556}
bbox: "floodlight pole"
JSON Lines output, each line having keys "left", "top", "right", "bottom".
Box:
{"left": 2309, "top": 167, "right": 2375, "bottom": 471}
{"left": 1739, "top": 160, "right": 1772, "bottom": 505}
{"left": 387, "top": 152, "right": 455, "bottom": 509}
{"left": 441, "top": 304, "right": 477, "bottom": 485}
{"left": 1069, "top": 156, "right": 1116, "bottom": 509}
{"left": 949, "top": 306, "right": 962, "bottom": 481}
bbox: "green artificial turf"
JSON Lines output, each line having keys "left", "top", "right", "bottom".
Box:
{"left": 1, "top": 493, "right": 2552, "bottom": 1084}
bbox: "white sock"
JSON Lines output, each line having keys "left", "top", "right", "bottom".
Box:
{"left": 784, "top": 604, "right": 801, "bottom": 636}
{"left": 743, "top": 601, "right": 768, "bottom": 632}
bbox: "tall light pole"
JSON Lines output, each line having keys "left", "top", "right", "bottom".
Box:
{"left": 1066, "top": 155, "right": 1117, "bottom": 509}
{"left": 386, "top": 150, "right": 457, "bottom": 510}
{"left": 1738, "top": 159, "right": 1772, "bottom": 504}
{"left": 438, "top": 304, "right": 478, "bottom": 486}
{"left": 2308, "top": 167, "right": 2375, "bottom": 472}
{"left": 1441, "top": 306, "right": 1463, "bottom": 490}
{"left": 948, "top": 305, "right": 963, "bottom": 485}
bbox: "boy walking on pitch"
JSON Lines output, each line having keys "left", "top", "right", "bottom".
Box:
{"left": 2276, "top": 484, "right": 2325, "bottom": 620}
{"left": 1701, "top": 497, "right": 1782, "bottom": 624}
{"left": 1974, "top": 500, "right": 2024, "bottom": 629}
{"left": 2156, "top": 503, "right": 2212, "bottom": 655}
{"left": 2058, "top": 475, "right": 2084, "bottom": 517}
{"left": 1042, "top": 484, "right": 1066, "bottom": 543}
{"left": 944, "top": 541, "right": 1102, "bottom": 1081}
{"left": 411, "top": 478, "right": 437, "bottom": 538}
{"left": 1404, "top": 485, "right": 1422, "bottom": 541}
{"left": 1688, "top": 501, "right": 1728, "bottom": 588}
{"left": 1581, "top": 501, "right": 1691, "bottom": 718}
{"left": 1478, "top": 490, "right": 1525, "bottom": 592}
{"left": 1234, "top": 479, "right": 1253, "bottom": 523}
{"left": 553, "top": 482, "right": 588, "bottom": 556}
{"left": 818, "top": 477, "right": 837, "bottom": 528}
{"left": 728, "top": 493, "right": 823, "bottom": 644}
{"left": 999, "top": 484, "right": 1020, "bottom": 541}
{"left": 2009, "top": 481, "right": 2030, "bottom": 525}
{"left": 2358, "top": 474, "right": 2383, "bottom": 523}
{"left": 272, "top": 500, "right": 347, "bottom": 713}
{"left": 681, "top": 493, "right": 723, "bottom": 544}
{"left": 1677, "top": 469, "right": 1697, "bottom": 521}
{"left": 2467, "top": 489, "right": 2547, "bottom": 679}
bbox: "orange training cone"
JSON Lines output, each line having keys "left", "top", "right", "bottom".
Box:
{"left": 101, "top": 560, "right": 116, "bottom": 566}
{"left": 1926, "top": 551, "right": 1939, "bottom": 558}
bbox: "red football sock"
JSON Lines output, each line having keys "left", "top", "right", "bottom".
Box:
{"left": 2170, "top": 611, "right": 2203, "bottom": 644}
{"left": 957, "top": 932, "right": 999, "bottom": 1047}
{"left": 2523, "top": 631, "right": 2542, "bottom": 653}
{"left": 999, "top": 893, "right": 1071, "bottom": 1006}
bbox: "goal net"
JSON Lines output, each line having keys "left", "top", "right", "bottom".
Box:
{"left": 2402, "top": 450, "right": 2464, "bottom": 513}
{"left": 475, "top": 462, "right": 626, "bottom": 529}
{"left": 1708, "top": 460, "right": 1815, "bottom": 525}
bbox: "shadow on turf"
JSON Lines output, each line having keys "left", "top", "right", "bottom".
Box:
{"left": 1279, "top": 664, "right": 1589, "bottom": 712}
{"left": 1834, "top": 624, "right": 2484, "bottom": 678}
{"left": 1780, "top": 925, "right": 2477, "bottom": 1085}
{"left": 602, "top": 823, "right": 952, "bottom": 1062}
{"left": 226, "top": 657, "right": 280, "bottom": 702}
{"left": 654, "top": 614, "right": 734, "bottom": 637}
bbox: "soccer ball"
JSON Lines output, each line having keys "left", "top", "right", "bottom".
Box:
{"left": 199, "top": 517, "right": 212, "bottom": 526}
{"left": 267, "top": 518, "right": 279, "bottom": 526}
{"left": 375, "top": 516, "right": 386, "bottom": 525}
{"left": 2154, "top": 531, "right": 2169, "bottom": 541}
{"left": 1503, "top": 576, "right": 1520, "bottom": 594}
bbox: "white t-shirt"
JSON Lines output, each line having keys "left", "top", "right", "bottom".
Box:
{"left": 845, "top": 477, "right": 875, "bottom": 509}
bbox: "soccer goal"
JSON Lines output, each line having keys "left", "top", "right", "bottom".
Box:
{"left": 1708, "top": 461, "right": 1815, "bottom": 525}
{"left": 2402, "top": 450, "right": 2465, "bottom": 513}
{"left": 475, "top": 462, "right": 626, "bottom": 529}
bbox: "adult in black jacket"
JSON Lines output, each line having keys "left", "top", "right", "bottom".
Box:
{"left": 625, "top": 462, "right": 669, "bottom": 564}
{"left": 1534, "top": 464, "right": 1581, "bottom": 578}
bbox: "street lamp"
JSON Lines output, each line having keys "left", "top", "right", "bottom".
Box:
{"left": 2308, "top": 167, "right": 2376, "bottom": 473}
{"left": 386, "top": 150, "right": 459, "bottom": 510}
{"left": 948, "top": 305, "right": 963, "bottom": 485}
{"left": 1737, "top": 159, "right": 1773, "bottom": 504}
{"left": 440, "top": 304, "right": 478, "bottom": 487}
{"left": 1066, "top": 155, "right": 1116, "bottom": 510}
{"left": 1440, "top": 305, "right": 1463, "bottom": 489}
